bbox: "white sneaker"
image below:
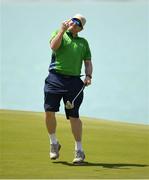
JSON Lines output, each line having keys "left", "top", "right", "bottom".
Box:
{"left": 73, "top": 150, "right": 85, "bottom": 164}
{"left": 50, "top": 142, "right": 61, "bottom": 160}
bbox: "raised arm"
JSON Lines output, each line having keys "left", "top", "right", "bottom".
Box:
{"left": 50, "top": 20, "right": 71, "bottom": 51}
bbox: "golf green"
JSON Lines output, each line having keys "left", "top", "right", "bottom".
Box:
{"left": 0, "top": 110, "right": 149, "bottom": 179}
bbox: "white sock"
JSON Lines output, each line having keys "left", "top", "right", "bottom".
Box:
{"left": 49, "top": 133, "right": 57, "bottom": 144}
{"left": 75, "top": 141, "right": 83, "bottom": 151}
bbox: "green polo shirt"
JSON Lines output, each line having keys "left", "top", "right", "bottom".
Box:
{"left": 49, "top": 30, "right": 91, "bottom": 76}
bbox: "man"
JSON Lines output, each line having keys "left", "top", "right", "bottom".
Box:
{"left": 44, "top": 14, "right": 93, "bottom": 164}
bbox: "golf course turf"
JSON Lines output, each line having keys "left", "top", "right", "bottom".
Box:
{"left": 0, "top": 110, "right": 149, "bottom": 179}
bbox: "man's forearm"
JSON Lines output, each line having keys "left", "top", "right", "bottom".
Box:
{"left": 83, "top": 60, "right": 93, "bottom": 86}
{"left": 50, "top": 30, "right": 64, "bottom": 51}
{"left": 84, "top": 60, "right": 93, "bottom": 77}
{"left": 50, "top": 19, "right": 71, "bottom": 51}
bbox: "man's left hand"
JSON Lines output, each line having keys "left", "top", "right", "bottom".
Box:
{"left": 84, "top": 76, "right": 91, "bottom": 86}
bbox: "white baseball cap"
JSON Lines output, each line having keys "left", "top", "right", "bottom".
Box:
{"left": 73, "top": 14, "right": 86, "bottom": 28}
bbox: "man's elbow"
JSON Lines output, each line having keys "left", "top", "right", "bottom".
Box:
{"left": 50, "top": 43, "right": 57, "bottom": 51}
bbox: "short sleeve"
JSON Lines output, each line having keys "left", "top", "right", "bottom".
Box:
{"left": 84, "top": 39, "right": 91, "bottom": 60}
{"left": 49, "top": 30, "right": 58, "bottom": 43}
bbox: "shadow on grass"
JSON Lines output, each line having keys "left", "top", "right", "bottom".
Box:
{"left": 53, "top": 161, "right": 148, "bottom": 169}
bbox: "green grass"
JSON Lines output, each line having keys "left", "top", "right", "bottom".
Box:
{"left": 0, "top": 109, "right": 149, "bottom": 179}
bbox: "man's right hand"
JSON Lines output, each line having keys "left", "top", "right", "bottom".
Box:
{"left": 60, "top": 19, "right": 71, "bottom": 32}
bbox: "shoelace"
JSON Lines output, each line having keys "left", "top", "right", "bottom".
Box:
{"left": 76, "top": 151, "right": 84, "bottom": 158}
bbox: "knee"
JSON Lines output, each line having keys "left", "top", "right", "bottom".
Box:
{"left": 45, "top": 111, "right": 55, "bottom": 120}
{"left": 70, "top": 117, "right": 82, "bottom": 125}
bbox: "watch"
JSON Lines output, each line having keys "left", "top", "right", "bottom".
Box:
{"left": 86, "top": 74, "right": 92, "bottom": 79}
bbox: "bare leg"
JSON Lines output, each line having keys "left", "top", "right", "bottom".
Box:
{"left": 69, "top": 117, "right": 82, "bottom": 142}
{"left": 70, "top": 117, "right": 85, "bottom": 163}
{"left": 45, "top": 111, "right": 56, "bottom": 134}
{"left": 45, "top": 111, "right": 61, "bottom": 159}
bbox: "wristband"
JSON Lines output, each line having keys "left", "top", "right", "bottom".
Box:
{"left": 86, "top": 74, "right": 92, "bottom": 79}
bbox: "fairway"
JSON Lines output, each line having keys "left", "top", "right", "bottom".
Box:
{"left": 0, "top": 110, "right": 149, "bottom": 179}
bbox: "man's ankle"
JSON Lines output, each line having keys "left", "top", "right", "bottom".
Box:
{"left": 49, "top": 133, "right": 57, "bottom": 144}
{"left": 75, "top": 141, "right": 83, "bottom": 151}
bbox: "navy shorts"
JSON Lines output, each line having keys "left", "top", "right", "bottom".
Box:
{"left": 44, "top": 71, "right": 84, "bottom": 119}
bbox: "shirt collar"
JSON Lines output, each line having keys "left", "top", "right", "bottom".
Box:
{"left": 66, "top": 30, "right": 78, "bottom": 38}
